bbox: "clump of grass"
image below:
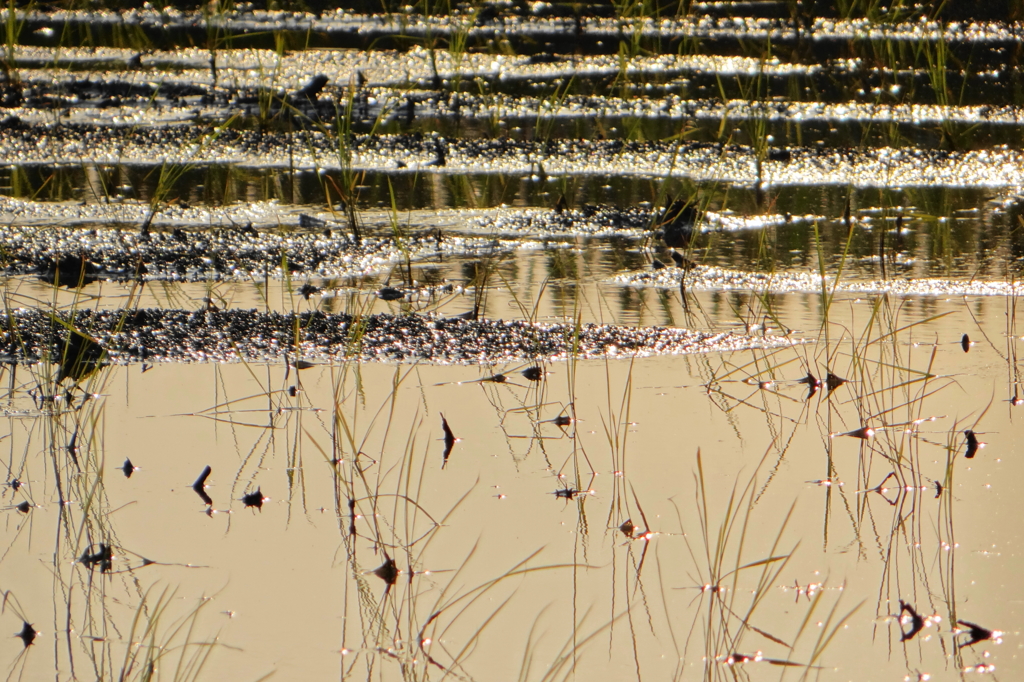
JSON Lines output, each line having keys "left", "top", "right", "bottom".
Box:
{"left": 1, "top": 0, "right": 22, "bottom": 85}
{"left": 678, "top": 447, "right": 861, "bottom": 679}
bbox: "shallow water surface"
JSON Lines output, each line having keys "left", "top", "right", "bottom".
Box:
{"left": 1, "top": 3, "right": 1023, "bottom": 682}
{"left": 4, "top": 288, "right": 1021, "bottom": 682}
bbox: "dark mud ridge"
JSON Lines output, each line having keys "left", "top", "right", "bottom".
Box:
{"left": 4, "top": 127, "right": 1024, "bottom": 190}
{"left": 4, "top": 308, "right": 797, "bottom": 367}
{"left": 0, "top": 220, "right": 527, "bottom": 283}
{"left": 0, "top": 204, "right": 665, "bottom": 284}
{"left": 616, "top": 264, "right": 1024, "bottom": 297}
{"left": 13, "top": 11, "right": 1016, "bottom": 50}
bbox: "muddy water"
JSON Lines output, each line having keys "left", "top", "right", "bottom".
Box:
{"left": 2, "top": 4, "right": 1024, "bottom": 682}
{"left": 3, "top": 272, "right": 1020, "bottom": 682}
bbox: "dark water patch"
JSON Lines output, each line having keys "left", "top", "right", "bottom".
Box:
{"left": 0, "top": 164, "right": 1003, "bottom": 227}
{"left": 1, "top": 307, "right": 798, "bottom": 365}
{"left": 0, "top": 163, "right": 634, "bottom": 211}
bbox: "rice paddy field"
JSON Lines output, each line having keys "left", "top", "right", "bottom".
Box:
{"left": 0, "top": 1, "right": 1022, "bottom": 681}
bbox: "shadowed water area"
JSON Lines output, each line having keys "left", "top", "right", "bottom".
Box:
{"left": 1, "top": 2, "right": 1023, "bottom": 682}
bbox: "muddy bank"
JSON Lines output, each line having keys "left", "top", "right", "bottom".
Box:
{"left": 615, "top": 263, "right": 1024, "bottom": 297}
{"left": 2, "top": 308, "right": 798, "bottom": 367}
{"left": 3, "top": 125, "right": 1023, "bottom": 190}
{"left": 2, "top": 45, "right": 1017, "bottom": 149}
{"left": 0, "top": 216, "right": 535, "bottom": 283}
{"left": 0, "top": 202, "right": 676, "bottom": 285}
{"left": 0, "top": 196, "right": 659, "bottom": 237}
{"left": 13, "top": 10, "right": 1022, "bottom": 53}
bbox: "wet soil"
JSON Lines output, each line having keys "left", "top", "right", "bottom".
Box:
{"left": 5, "top": 307, "right": 794, "bottom": 365}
